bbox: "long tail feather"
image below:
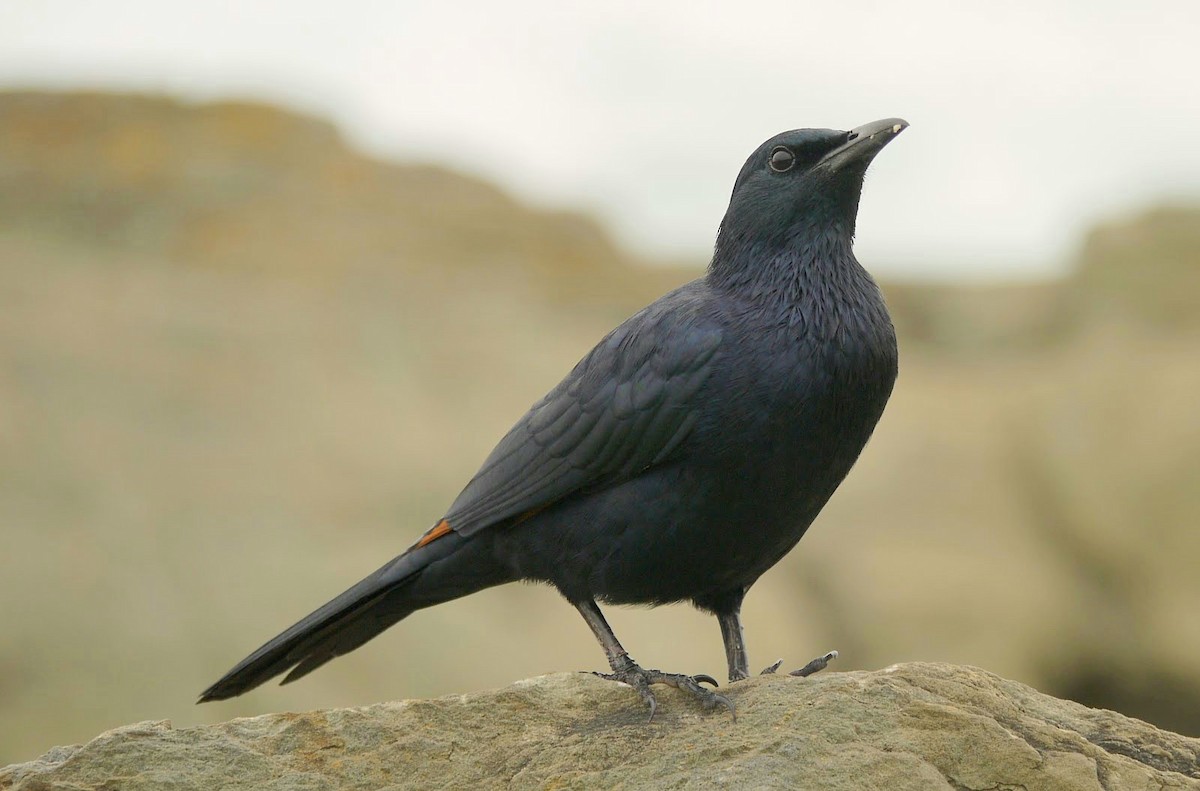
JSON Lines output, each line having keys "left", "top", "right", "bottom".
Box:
{"left": 199, "top": 531, "right": 499, "bottom": 702}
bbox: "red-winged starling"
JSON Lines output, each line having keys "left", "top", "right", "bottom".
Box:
{"left": 200, "top": 118, "right": 909, "bottom": 719}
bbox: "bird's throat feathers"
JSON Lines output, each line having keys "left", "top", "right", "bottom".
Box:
{"left": 707, "top": 218, "right": 865, "bottom": 313}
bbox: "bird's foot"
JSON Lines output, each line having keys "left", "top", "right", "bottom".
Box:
{"left": 593, "top": 658, "right": 735, "bottom": 723}
{"left": 757, "top": 649, "right": 838, "bottom": 677}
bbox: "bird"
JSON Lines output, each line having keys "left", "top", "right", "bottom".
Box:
{"left": 200, "top": 118, "right": 908, "bottom": 720}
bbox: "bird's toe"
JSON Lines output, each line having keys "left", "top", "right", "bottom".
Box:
{"left": 592, "top": 662, "right": 735, "bottom": 721}
{"left": 759, "top": 659, "right": 784, "bottom": 675}
{"left": 789, "top": 649, "right": 838, "bottom": 677}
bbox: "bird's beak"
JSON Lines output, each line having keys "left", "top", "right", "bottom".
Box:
{"left": 819, "top": 118, "right": 908, "bottom": 172}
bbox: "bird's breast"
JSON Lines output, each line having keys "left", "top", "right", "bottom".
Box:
{"left": 757, "top": 291, "right": 896, "bottom": 413}
{"left": 700, "top": 290, "right": 897, "bottom": 502}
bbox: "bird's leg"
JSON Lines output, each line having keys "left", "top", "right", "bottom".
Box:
{"left": 574, "top": 599, "right": 734, "bottom": 722}
{"left": 715, "top": 590, "right": 783, "bottom": 679}
{"left": 715, "top": 591, "right": 837, "bottom": 680}
{"left": 716, "top": 594, "right": 750, "bottom": 682}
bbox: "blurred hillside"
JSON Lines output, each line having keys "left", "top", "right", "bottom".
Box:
{"left": 0, "top": 91, "right": 675, "bottom": 305}
{"left": 1, "top": 91, "right": 1198, "bottom": 763}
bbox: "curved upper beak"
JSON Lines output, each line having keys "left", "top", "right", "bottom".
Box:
{"left": 819, "top": 118, "right": 908, "bottom": 171}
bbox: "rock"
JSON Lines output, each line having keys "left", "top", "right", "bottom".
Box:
{"left": 3, "top": 663, "right": 1197, "bottom": 790}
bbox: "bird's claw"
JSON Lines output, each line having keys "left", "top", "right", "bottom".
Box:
{"left": 759, "top": 658, "right": 784, "bottom": 675}
{"left": 789, "top": 649, "right": 838, "bottom": 677}
{"left": 752, "top": 650, "right": 838, "bottom": 678}
{"left": 593, "top": 663, "right": 735, "bottom": 722}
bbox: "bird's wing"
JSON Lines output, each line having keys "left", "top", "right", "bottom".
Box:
{"left": 439, "top": 290, "right": 723, "bottom": 540}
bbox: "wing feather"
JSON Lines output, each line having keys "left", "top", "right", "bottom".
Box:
{"left": 444, "top": 287, "right": 722, "bottom": 538}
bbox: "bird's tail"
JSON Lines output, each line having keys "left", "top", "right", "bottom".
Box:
{"left": 198, "top": 526, "right": 508, "bottom": 702}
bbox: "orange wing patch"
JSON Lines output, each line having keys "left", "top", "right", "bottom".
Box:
{"left": 512, "top": 505, "right": 547, "bottom": 526}
{"left": 414, "top": 518, "right": 453, "bottom": 549}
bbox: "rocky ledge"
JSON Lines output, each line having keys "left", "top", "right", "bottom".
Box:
{"left": 3, "top": 663, "right": 1198, "bottom": 790}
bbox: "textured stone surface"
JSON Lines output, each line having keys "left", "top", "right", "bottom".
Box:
{"left": 3, "top": 663, "right": 1198, "bottom": 790}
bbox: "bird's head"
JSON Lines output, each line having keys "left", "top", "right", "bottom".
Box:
{"left": 713, "top": 118, "right": 908, "bottom": 267}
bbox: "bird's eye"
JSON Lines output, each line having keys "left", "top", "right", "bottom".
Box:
{"left": 769, "top": 147, "right": 795, "bottom": 173}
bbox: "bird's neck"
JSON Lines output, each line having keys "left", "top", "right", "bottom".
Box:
{"left": 707, "top": 221, "right": 868, "bottom": 314}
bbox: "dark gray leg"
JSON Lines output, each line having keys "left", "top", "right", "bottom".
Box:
{"left": 714, "top": 591, "right": 838, "bottom": 680}
{"left": 575, "top": 599, "right": 734, "bottom": 722}
{"left": 716, "top": 597, "right": 750, "bottom": 682}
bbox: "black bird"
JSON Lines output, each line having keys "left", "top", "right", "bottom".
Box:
{"left": 200, "top": 118, "right": 908, "bottom": 718}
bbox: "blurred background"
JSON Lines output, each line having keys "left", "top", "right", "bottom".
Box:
{"left": 2, "top": 0, "right": 1199, "bottom": 764}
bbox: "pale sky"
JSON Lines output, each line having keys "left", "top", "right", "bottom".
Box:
{"left": 2, "top": 1, "right": 1198, "bottom": 278}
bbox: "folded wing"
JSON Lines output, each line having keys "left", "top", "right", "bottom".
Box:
{"left": 445, "top": 289, "right": 724, "bottom": 538}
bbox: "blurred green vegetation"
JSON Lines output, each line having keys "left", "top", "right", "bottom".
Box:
{"left": 1, "top": 92, "right": 1198, "bottom": 763}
